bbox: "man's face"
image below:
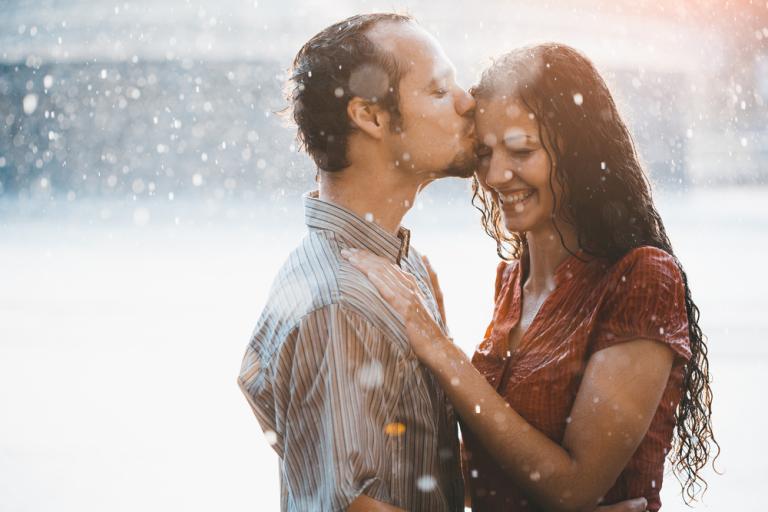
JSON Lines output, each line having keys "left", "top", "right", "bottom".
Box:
{"left": 368, "top": 22, "right": 477, "bottom": 179}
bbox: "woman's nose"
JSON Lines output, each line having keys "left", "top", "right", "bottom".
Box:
{"left": 484, "top": 155, "right": 514, "bottom": 189}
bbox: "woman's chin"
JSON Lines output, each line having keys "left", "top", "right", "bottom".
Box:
{"left": 502, "top": 212, "right": 533, "bottom": 233}
{"left": 503, "top": 219, "right": 528, "bottom": 234}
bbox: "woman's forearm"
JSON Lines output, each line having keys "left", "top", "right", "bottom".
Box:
{"left": 423, "top": 337, "right": 601, "bottom": 512}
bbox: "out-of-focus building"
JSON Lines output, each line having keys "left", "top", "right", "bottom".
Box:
{"left": 0, "top": 0, "right": 765, "bottom": 201}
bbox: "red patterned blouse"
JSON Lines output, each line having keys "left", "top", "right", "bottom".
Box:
{"left": 462, "top": 246, "right": 691, "bottom": 511}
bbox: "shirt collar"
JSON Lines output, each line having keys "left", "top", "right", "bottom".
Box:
{"left": 303, "top": 190, "right": 411, "bottom": 266}
{"left": 519, "top": 247, "right": 592, "bottom": 287}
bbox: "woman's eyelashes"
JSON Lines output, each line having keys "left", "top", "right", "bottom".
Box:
{"left": 508, "top": 148, "right": 533, "bottom": 156}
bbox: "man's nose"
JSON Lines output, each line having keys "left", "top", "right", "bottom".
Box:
{"left": 456, "top": 89, "right": 476, "bottom": 117}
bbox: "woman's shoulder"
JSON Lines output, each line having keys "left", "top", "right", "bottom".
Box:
{"left": 495, "top": 258, "right": 521, "bottom": 279}
{"left": 493, "top": 258, "right": 521, "bottom": 300}
{"left": 609, "top": 245, "right": 682, "bottom": 282}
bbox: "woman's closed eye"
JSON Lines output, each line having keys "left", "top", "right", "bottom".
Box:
{"left": 506, "top": 147, "right": 535, "bottom": 159}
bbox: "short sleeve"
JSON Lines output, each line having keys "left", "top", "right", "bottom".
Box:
{"left": 591, "top": 247, "right": 691, "bottom": 361}
{"left": 279, "top": 304, "right": 403, "bottom": 510}
{"left": 238, "top": 342, "right": 283, "bottom": 454}
{"left": 483, "top": 261, "right": 512, "bottom": 339}
{"left": 493, "top": 260, "right": 511, "bottom": 301}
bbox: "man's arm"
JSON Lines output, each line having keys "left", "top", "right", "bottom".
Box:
{"left": 281, "top": 304, "right": 405, "bottom": 511}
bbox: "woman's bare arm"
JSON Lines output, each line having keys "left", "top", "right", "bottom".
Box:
{"left": 343, "top": 248, "right": 673, "bottom": 512}
{"left": 348, "top": 495, "right": 405, "bottom": 512}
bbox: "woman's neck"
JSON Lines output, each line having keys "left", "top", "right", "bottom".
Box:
{"left": 523, "top": 221, "right": 580, "bottom": 296}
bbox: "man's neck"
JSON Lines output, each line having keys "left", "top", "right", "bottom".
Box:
{"left": 318, "top": 163, "right": 422, "bottom": 235}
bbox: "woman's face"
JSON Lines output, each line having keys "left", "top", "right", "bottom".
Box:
{"left": 474, "top": 95, "right": 561, "bottom": 235}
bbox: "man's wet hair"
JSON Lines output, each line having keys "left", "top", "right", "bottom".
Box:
{"left": 288, "top": 13, "right": 413, "bottom": 172}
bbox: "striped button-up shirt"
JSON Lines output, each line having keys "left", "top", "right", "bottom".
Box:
{"left": 238, "top": 191, "right": 464, "bottom": 512}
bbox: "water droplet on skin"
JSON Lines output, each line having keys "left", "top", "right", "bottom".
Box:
{"left": 573, "top": 93, "right": 583, "bottom": 105}
{"left": 483, "top": 133, "right": 497, "bottom": 147}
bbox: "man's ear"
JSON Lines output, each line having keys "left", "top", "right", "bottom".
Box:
{"left": 347, "top": 97, "right": 389, "bottom": 139}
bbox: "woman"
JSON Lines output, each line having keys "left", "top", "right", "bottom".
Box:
{"left": 341, "top": 43, "right": 717, "bottom": 511}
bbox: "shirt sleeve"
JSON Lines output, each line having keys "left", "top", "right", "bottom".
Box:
{"left": 590, "top": 246, "right": 691, "bottom": 361}
{"left": 268, "top": 303, "right": 405, "bottom": 511}
{"left": 483, "top": 260, "right": 511, "bottom": 339}
{"left": 238, "top": 339, "right": 284, "bottom": 455}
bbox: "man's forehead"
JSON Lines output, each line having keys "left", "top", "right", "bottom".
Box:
{"left": 366, "top": 21, "right": 447, "bottom": 70}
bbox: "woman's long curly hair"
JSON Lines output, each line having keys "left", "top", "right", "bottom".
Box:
{"left": 471, "top": 43, "right": 719, "bottom": 503}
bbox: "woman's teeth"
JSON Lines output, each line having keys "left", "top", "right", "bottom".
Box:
{"left": 503, "top": 190, "right": 535, "bottom": 204}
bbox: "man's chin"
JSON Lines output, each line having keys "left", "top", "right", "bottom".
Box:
{"left": 442, "top": 152, "right": 478, "bottom": 179}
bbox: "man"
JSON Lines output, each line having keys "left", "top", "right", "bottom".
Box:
{"left": 238, "top": 13, "right": 473, "bottom": 512}
{"left": 238, "top": 13, "right": 650, "bottom": 512}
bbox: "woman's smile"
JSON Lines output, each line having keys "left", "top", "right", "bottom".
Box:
{"left": 501, "top": 188, "right": 537, "bottom": 212}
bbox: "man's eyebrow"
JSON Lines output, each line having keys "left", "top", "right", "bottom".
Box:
{"left": 425, "top": 67, "right": 455, "bottom": 89}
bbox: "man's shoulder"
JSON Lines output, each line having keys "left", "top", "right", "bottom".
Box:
{"left": 258, "top": 231, "right": 343, "bottom": 330}
{"left": 248, "top": 231, "right": 408, "bottom": 362}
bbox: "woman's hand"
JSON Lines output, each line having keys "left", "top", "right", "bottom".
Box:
{"left": 341, "top": 248, "right": 449, "bottom": 360}
{"left": 421, "top": 254, "right": 447, "bottom": 324}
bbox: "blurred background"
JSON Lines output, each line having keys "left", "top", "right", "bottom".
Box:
{"left": 1, "top": 0, "right": 766, "bottom": 510}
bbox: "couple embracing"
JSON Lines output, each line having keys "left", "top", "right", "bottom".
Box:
{"left": 238, "top": 13, "right": 717, "bottom": 512}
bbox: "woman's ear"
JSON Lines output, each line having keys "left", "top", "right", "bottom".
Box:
{"left": 347, "top": 97, "right": 389, "bottom": 139}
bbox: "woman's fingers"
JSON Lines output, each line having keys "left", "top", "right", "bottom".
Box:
{"left": 342, "top": 249, "right": 412, "bottom": 291}
{"left": 421, "top": 255, "right": 446, "bottom": 323}
{"left": 341, "top": 248, "right": 449, "bottom": 358}
{"left": 342, "top": 248, "right": 416, "bottom": 312}
{"left": 342, "top": 249, "right": 433, "bottom": 322}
